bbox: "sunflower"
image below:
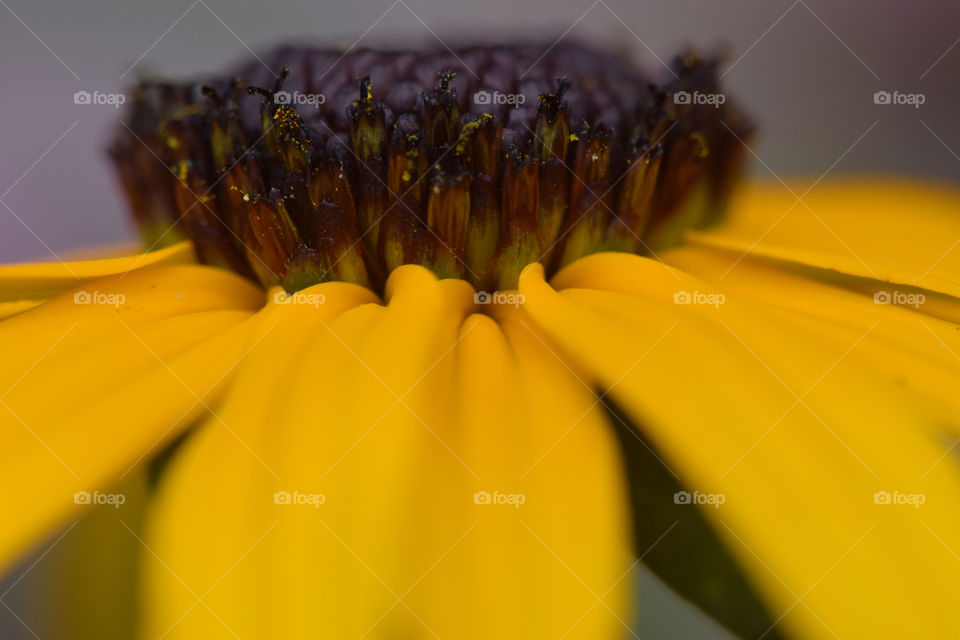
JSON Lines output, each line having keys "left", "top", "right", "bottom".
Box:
{"left": 2, "top": 41, "right": 960, "bottom": 640}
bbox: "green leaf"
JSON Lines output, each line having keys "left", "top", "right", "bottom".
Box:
{"left": 603, "top": 396, "right": 785, "bottom": 639}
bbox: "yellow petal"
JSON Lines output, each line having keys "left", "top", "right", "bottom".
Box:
{"left": 0, "top": 298, "right": 45, "bottom": 320}
{"left": 27, "top": 468, "right": 152, "bottom": 640}
{"left": 521, "top": 253, "right": 960, "bottom": 639}
{"left": 687, "top": 180, "right": 960, "bottom": 299}
{"left": 0, "top": 265, "right": 265, "bottom": 572}
{"left": 138, "top": 279, "right": 393, "bottom": 639}
{"left": 141, "top": 265, "right": 633, "bottom": 639}
{"left": 0, "top": 264, "right": 264, "bottom": 392}
{"left": 663, "top": 244, "right": 960, "bottom": 423}
{"left": 0, "top": 241, "right": 194, "bottom": 303}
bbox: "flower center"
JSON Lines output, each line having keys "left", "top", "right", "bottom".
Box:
{"left": 109, "top": 42, "right": 751, "bottom": 293}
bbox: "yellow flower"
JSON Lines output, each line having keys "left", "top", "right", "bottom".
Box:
{"left": 3, "top": 41, "right": 960, "bottom": 640}
{"left": 3, "top": 180, "right": 960, "bottom": 638}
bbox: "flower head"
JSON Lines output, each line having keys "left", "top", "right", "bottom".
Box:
{"left": 109, "top": 42, "right": 751, "bottom": 292}
{"left": 2, "top": 40, "right": 960, "bottom": 640}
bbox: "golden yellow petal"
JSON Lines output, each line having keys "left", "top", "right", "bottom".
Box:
{"left": 688, "top": 180, "right": 960, "bottom": 299}
{"left": 141, "top": 265, "right": 632, "bottom": 639}
{"left": 0, "top": 264, "right": 264, "bottom": 393}
{"left": 0, "top": 298, "right": 45, "bottom": 320}
{"left": 0, "top": 265, "right": 266, "bottom": 572}
{"left": 522, "top": 254, "right": 960, "bottom": 639}
{"left": 0, "top": 241, "right": 194, "bottom": 303}
{"left": 663, "top": 244, "right": 960, "bottom": 423}
{"left": 28, "top": 469, "right": 152, "bottom": 640}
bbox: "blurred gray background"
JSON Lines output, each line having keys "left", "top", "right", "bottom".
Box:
{"left": 1, "top": 0, "right": 960, "bottom": 263}
{"left": 1, "top": 0, "right": 959, "bottom": 637}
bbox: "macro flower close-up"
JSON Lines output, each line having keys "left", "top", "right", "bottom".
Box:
{"left": 2, "top": 3, "right": 960, "bottom": 639}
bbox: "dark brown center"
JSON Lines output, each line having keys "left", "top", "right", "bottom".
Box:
{"left": 109, "top": 41, "right": 752, "bottom": 293}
